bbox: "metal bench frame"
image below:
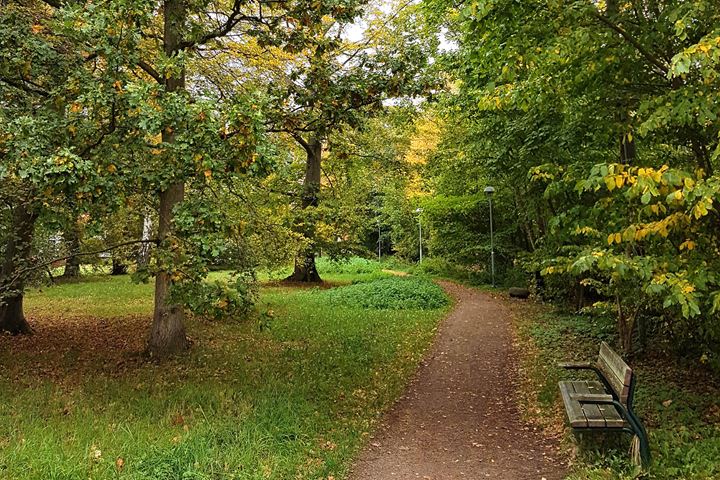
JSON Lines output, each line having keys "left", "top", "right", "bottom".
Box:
{"left": 559, "top": 343, "right": 651, "bottom": 466}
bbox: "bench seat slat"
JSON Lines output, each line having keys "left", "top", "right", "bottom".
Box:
{"left": 586, "top": 381, "right": 625, "bottom": 428}
{"left": 574, "top": 381, "right": 606, "bottom": 427}
{"left": 559, "top": 381, "right": 626, "bottom": 429}
{"left": 559, "top": 381, "right": 588, "bottom": 428}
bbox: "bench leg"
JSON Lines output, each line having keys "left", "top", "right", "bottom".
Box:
{"left": 624, "top": 414, "right": 651, "bottom": 466}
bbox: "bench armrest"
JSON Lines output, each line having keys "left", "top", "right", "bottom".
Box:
{"left": 558, "top": 361, "right": 594, "bottom": 370}
{"left": 570, "top": 393, "right": 614, "bottom": 404}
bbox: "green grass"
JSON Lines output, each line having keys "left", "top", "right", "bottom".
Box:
{"left": 511, "top": 304, "right": 720, "bottom": 480}
{"left": 25, "top": 275, "right": 155, "bottom": 318}
{"left": 0, "top": 271, "right": 449, "bottom": 479}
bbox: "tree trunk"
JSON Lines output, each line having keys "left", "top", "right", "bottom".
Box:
{"left": 137, "top": 213, "right": 153, "bottom": 267}
{"left": 148, "top": 182, "right": 188, "bottom": 358}
{"left": 616, "top": 295, "right": 635, "bottom": 355}
{"left": 147, "top": 0, "right": 189, "bottom": 358}
{"left": 111, "top": 257, "right": 128, "bottom": 275}
{"left": 620, "top": 133, "right": 636, "bottom": 164}
{"left": 61, "top": 224, "right": 81, "bottom": 279}
{"left": 0, "top": 204, "right": 38, "bottom": 335}
{"left": 287, "top": 136, "right": 323, "bottom": 283}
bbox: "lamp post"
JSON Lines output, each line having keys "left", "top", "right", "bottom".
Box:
{"left": 484, "top": 186, "right": 495, "bottom": 287}
{"left": 377, "top": 219, "right": 382, "bottom": 260}
{"left": 415, "top": 207, "right": 423, "bottom": 263}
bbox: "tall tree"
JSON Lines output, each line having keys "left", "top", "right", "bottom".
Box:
{"left": 267, "top": 2, "right": 438, "bottom": 281}
{"left": 0, "top": 0, "right": 132, "bottom": 333}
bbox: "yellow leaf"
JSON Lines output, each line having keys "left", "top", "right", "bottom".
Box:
{"left": 70, "top": 103, "right": 82, "bottom": 113}
{"left": 203, "top": 169, "right": 212, "bottom": 180}
{"left": 680, "top": 240, "right": 696, "bottom": 251}
{"left": 607, "top": 234, "right": 615, "bottom": 245}
{"left": 605, "top": 176, "right": 616, "bottom": 191}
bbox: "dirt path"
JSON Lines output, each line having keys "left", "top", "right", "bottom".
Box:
{"left": 348, "top": 281, "right": 567, "bottom": 480}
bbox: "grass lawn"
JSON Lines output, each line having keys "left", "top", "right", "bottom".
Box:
{"left": 0, "top": 266, "right": 450, "bottom": 479}
{"left": 510, "top": 301, "right": 720, "bottom": 480}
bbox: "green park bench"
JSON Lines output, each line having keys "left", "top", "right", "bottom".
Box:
{"left": 558, "top": 341, "right": 650, "bottom": 466}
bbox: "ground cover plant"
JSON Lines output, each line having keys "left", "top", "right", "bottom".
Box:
{"left": 314, "top": 276, "right": 450, "bottom": 310}
{"left": 0, "top": 272, "right": 448, "bottom": 479}
{"left": 510, "top": 301, "right": 720, "bottom": 480}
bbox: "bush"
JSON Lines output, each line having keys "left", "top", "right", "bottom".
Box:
{"left": 315, "top": 257, "right": 383, "bottom": 275}
{"left": 312, "top": 276, "right": 450, "bottom": 310}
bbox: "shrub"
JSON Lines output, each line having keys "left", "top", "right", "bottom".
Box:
{"left": 312, "top": 276, "right": 449, "bottom": 310}
{"left": 315, "top": 257, "right": 383, "bottom": 275}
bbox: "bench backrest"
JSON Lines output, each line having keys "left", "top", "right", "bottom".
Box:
{"left": 596, "top": 341, "right": 633, "bottom": 405}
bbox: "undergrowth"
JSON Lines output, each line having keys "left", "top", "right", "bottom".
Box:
{"left": 311, "top": 276, "right": 450, "bottom": 310}
{"left": 511, "top": 303, "right": 720, "bottom": 480}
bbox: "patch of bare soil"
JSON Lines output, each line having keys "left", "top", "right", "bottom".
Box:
{"left": 349, "top": 281, "right": 567, "bottom": 479}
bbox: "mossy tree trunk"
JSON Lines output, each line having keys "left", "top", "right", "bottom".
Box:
{"left": 61, "top": 224, "right": 81, "bottom": 279}
{"left": 147, "top": 0, "right": 189, "bottom": 358}
{"left": 286, "top": 136, "right": 323, "bottom": 283}
{"left": 0, "top": 204, "right": 38, "bottom": 335}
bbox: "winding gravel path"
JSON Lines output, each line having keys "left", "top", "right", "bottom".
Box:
{"left": 348, "top": 281, "right": 567, "bottom": 479}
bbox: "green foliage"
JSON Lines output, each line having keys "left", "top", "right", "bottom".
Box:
{"left": 414, "top": 0, "right": 720, "bottom": 358}
{"left": 313, "top": 276, "right": 450, "bottom": 310}
{"left": 315, "top": 257, "right": 383, "bottom": 275}
{"left": 175, "top": 275, "right": 256, "bottom": 321}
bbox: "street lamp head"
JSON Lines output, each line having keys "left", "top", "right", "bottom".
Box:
{"left": 484, "top": 186, "right": 495, "bottom": 197}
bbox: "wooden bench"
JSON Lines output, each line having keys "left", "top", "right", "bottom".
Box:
{"left": 558, "top": 341, "right": 650, "bottom": 466}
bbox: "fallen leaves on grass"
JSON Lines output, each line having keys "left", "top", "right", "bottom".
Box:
{"left": 0, "top": 314, "right": 149, "bottom": 386}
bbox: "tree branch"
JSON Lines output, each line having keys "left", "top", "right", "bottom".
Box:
{"left": 178, "top": 1, "right": 265, "bottom": 50}
{"left": 290, "top": 132, "right": 310, "bottom": 151}
{"left": 593, "top": 12, "right": 669, "bottom": 76}
{"left": 6, "top": 239, "right": 160, "bottom": 287}
{"left": 137, "top": 60, "right": 163, "bottom": 84}
{"left": 0, "top": 76, "right": 49, "bottom": 97}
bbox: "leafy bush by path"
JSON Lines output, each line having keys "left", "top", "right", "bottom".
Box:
{"left": 314, "top": 276, "right": 450, "bottom": 310}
